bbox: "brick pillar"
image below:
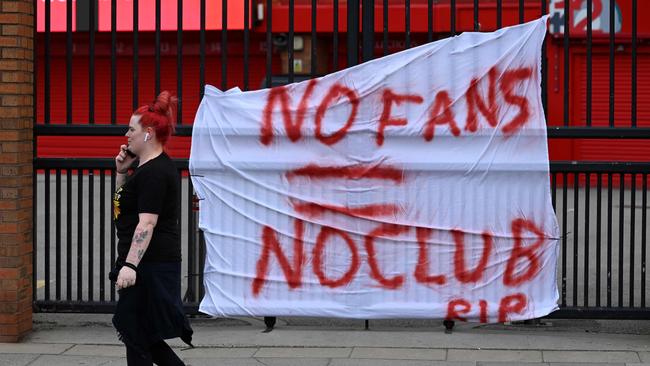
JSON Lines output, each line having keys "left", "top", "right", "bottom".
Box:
{"left": 0, "top": 0, "right": 34, "bottom": 342}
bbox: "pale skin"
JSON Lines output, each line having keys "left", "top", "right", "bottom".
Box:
{"left": 114, "top": 114, "right": 165, "bottom": 290}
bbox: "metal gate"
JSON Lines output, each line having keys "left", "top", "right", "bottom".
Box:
{"left": 33, "top": 0, "right": 650, "bottom": 319}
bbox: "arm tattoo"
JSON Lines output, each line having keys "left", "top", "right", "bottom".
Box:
{"left": 134, "top": 230, "right": 149, "bottom": 244}
{"left": 127, "top": 225, "right": 153, "bottom": 265}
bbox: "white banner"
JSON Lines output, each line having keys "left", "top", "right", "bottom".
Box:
{"left": 190, "top": 16, "right": 560, "bottom": 322}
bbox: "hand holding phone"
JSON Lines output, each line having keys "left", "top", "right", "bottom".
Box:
{"left": 116, "top": 144, "right": 136, "bottom": 173}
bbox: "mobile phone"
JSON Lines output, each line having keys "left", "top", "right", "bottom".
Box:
{"left": 125, "top": 147, "right": 136, "bottom": 158}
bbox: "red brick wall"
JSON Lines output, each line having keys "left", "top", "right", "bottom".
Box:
{"left": 0, "top": 0, "right": 33, "bottom": 343}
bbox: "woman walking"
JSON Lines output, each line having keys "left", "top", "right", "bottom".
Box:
{"left": 111, "top": 91, "right": 193, "bottom": 365}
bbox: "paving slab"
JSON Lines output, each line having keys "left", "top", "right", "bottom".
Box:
{"left": 63, "top": 344, "right": 125, "bottom": 357}
{"left": 640, "top": 353, "right": 650, "bottom": 363}
{"left": 179, "top": 347, "right": 257, "bottom": 358}
{"left": 478, "top": 363, "right": 549, "bottom": 366}
{"left": 26, "top": 355, "right": 126, "bottom": 366}
{"left": 255, "top": 358, "right": 331, "bottom": 366}
{"left": 184, "top": 358, "right": 330, "bottom": 366}
{"left": 0, "top": 343, "right": 72, "bottom": 355}
{"left": 447, "top": 350, "right": 543, "bottom": 362}
{"left": 23, "top": 327, "right": 119, "bottom": 345}
{"left": 438, "top": 332, "right": 650, "bottom": 352}
{"left": 10, "top": 315, "right": 650, "bottom": 366}
{"left": 350, "top": 347, "right": 446, "bottom": 360}
{"left": 197, "top": 329, "right": 435, "bottom": 348}
{"left": 329, "top": 361, "right": 476, "bottom": 366}
{"left": 183, "top": 359, "right": 262, "bottom": 366}
{"left": 253, "top": 347, "right": 352, "bottom": 358}
{"left": 547, "top": 364, "right": 625, "bottom": 366}
{"left": 0, "top": 354, "right": 40, "bottom": 366}
{"left": 22, "top": 322, "right": 650, "bottom": 352}
{"left": 543, "top": 351, "right": 640, "bottom": 363}
{"left": 60, "top": 344, "right": 259, "bottom": 359}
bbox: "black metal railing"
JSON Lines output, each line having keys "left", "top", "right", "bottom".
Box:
{"left": 33, "top": 159, "right": 204, "bottom": 313}
{"left": 34, "top": 0, "right": 649, "bottom": 318}
{"left": 32, "top": 161, "right": 650, "bottom": 316}
{"left": 547, "top": 163, "right": 649, "bottom": 319}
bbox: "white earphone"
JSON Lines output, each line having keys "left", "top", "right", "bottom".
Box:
{"left": 144, "top": 132, "right": 150, "bottom": 142}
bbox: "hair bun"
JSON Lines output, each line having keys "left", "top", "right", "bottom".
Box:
{"left": 152, "top": 91, "right": 178, "bottom": 124}
{"left": 134, "top": 91, "right": 177, "bottom": 146}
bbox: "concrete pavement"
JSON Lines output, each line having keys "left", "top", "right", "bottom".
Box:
{"left": 1, "top": 314, "right": 650, "bottom": 365}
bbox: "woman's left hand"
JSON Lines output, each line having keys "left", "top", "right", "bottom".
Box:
{"left": 116, "top": 266, "right": 137, "bottom": 289}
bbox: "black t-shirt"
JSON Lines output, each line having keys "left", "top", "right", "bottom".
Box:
{"left": 113, "top": 152, "right": 181, "bottom": 262}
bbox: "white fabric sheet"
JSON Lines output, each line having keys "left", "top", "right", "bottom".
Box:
{"left": 190, "top": 16, "right": 559, "bottom": 322}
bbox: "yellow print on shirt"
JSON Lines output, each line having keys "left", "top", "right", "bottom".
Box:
{"left": 113, "top": 187, "right": 122, "bottom": 220}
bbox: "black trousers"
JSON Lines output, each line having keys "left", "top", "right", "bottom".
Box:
{"left": 126, "top": 340, "right": 185, "bottom": 366}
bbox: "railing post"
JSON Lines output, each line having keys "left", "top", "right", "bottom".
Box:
{"left": 361, "top": 0, "right": 374, "bottom": 62}
{"left": 347, "top": 0, "right": 359, "bottom": 67}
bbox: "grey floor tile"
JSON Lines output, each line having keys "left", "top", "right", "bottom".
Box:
{"left": 640, "top": 353, "right": 650, "bottom": 363}
{"left": 478, "top": 363, "right": 549, "bottom": 366}
{"left": 351, "top": 347, "right": 446, "bottom": 361}
{"left": 332, "top": 361, "right": 477, "bottom": 366}
{"left": 184, "top": 358, "right": 262, "bottom": 366}
{"left": 548, "top": 364, "right": 625, "bottom": 366}
{"left": 179, "top": 347, "right": 257, "bottom": 358}
{"left": 26, "top": 355, "right": 127, "bottom": 366}
{"left": 0, "top": 343, "right": 72, "bottom": 355}
{"left": 255, "top": 358, "right": 331, "bottom": 366}
{"left": 448, "top": 350, "right": 543, "bottom": 362}
{"left": 544, "top": 351, "right": 640, "bottom": 363}
{"left": 63, "top": 345, "right": 124, "bottom": 357}
{"left": 254, "top": 347, "right": 352, "bottom": 358}
{"left": 0, "top": 354, "right": 40, "bottom": 366}
{"left": 329, "top": 360, "right": 457, "bottom": 366}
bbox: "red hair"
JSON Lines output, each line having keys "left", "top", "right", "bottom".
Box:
{"left": 134, "top": 91, "right": 177, "bottom": 146}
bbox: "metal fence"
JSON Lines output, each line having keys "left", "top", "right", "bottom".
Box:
{"left": 33, "top": 160, "right": 205, "bottom": 312}
{"left": 33, "top": 0, "right": 650, "bottom": 319}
